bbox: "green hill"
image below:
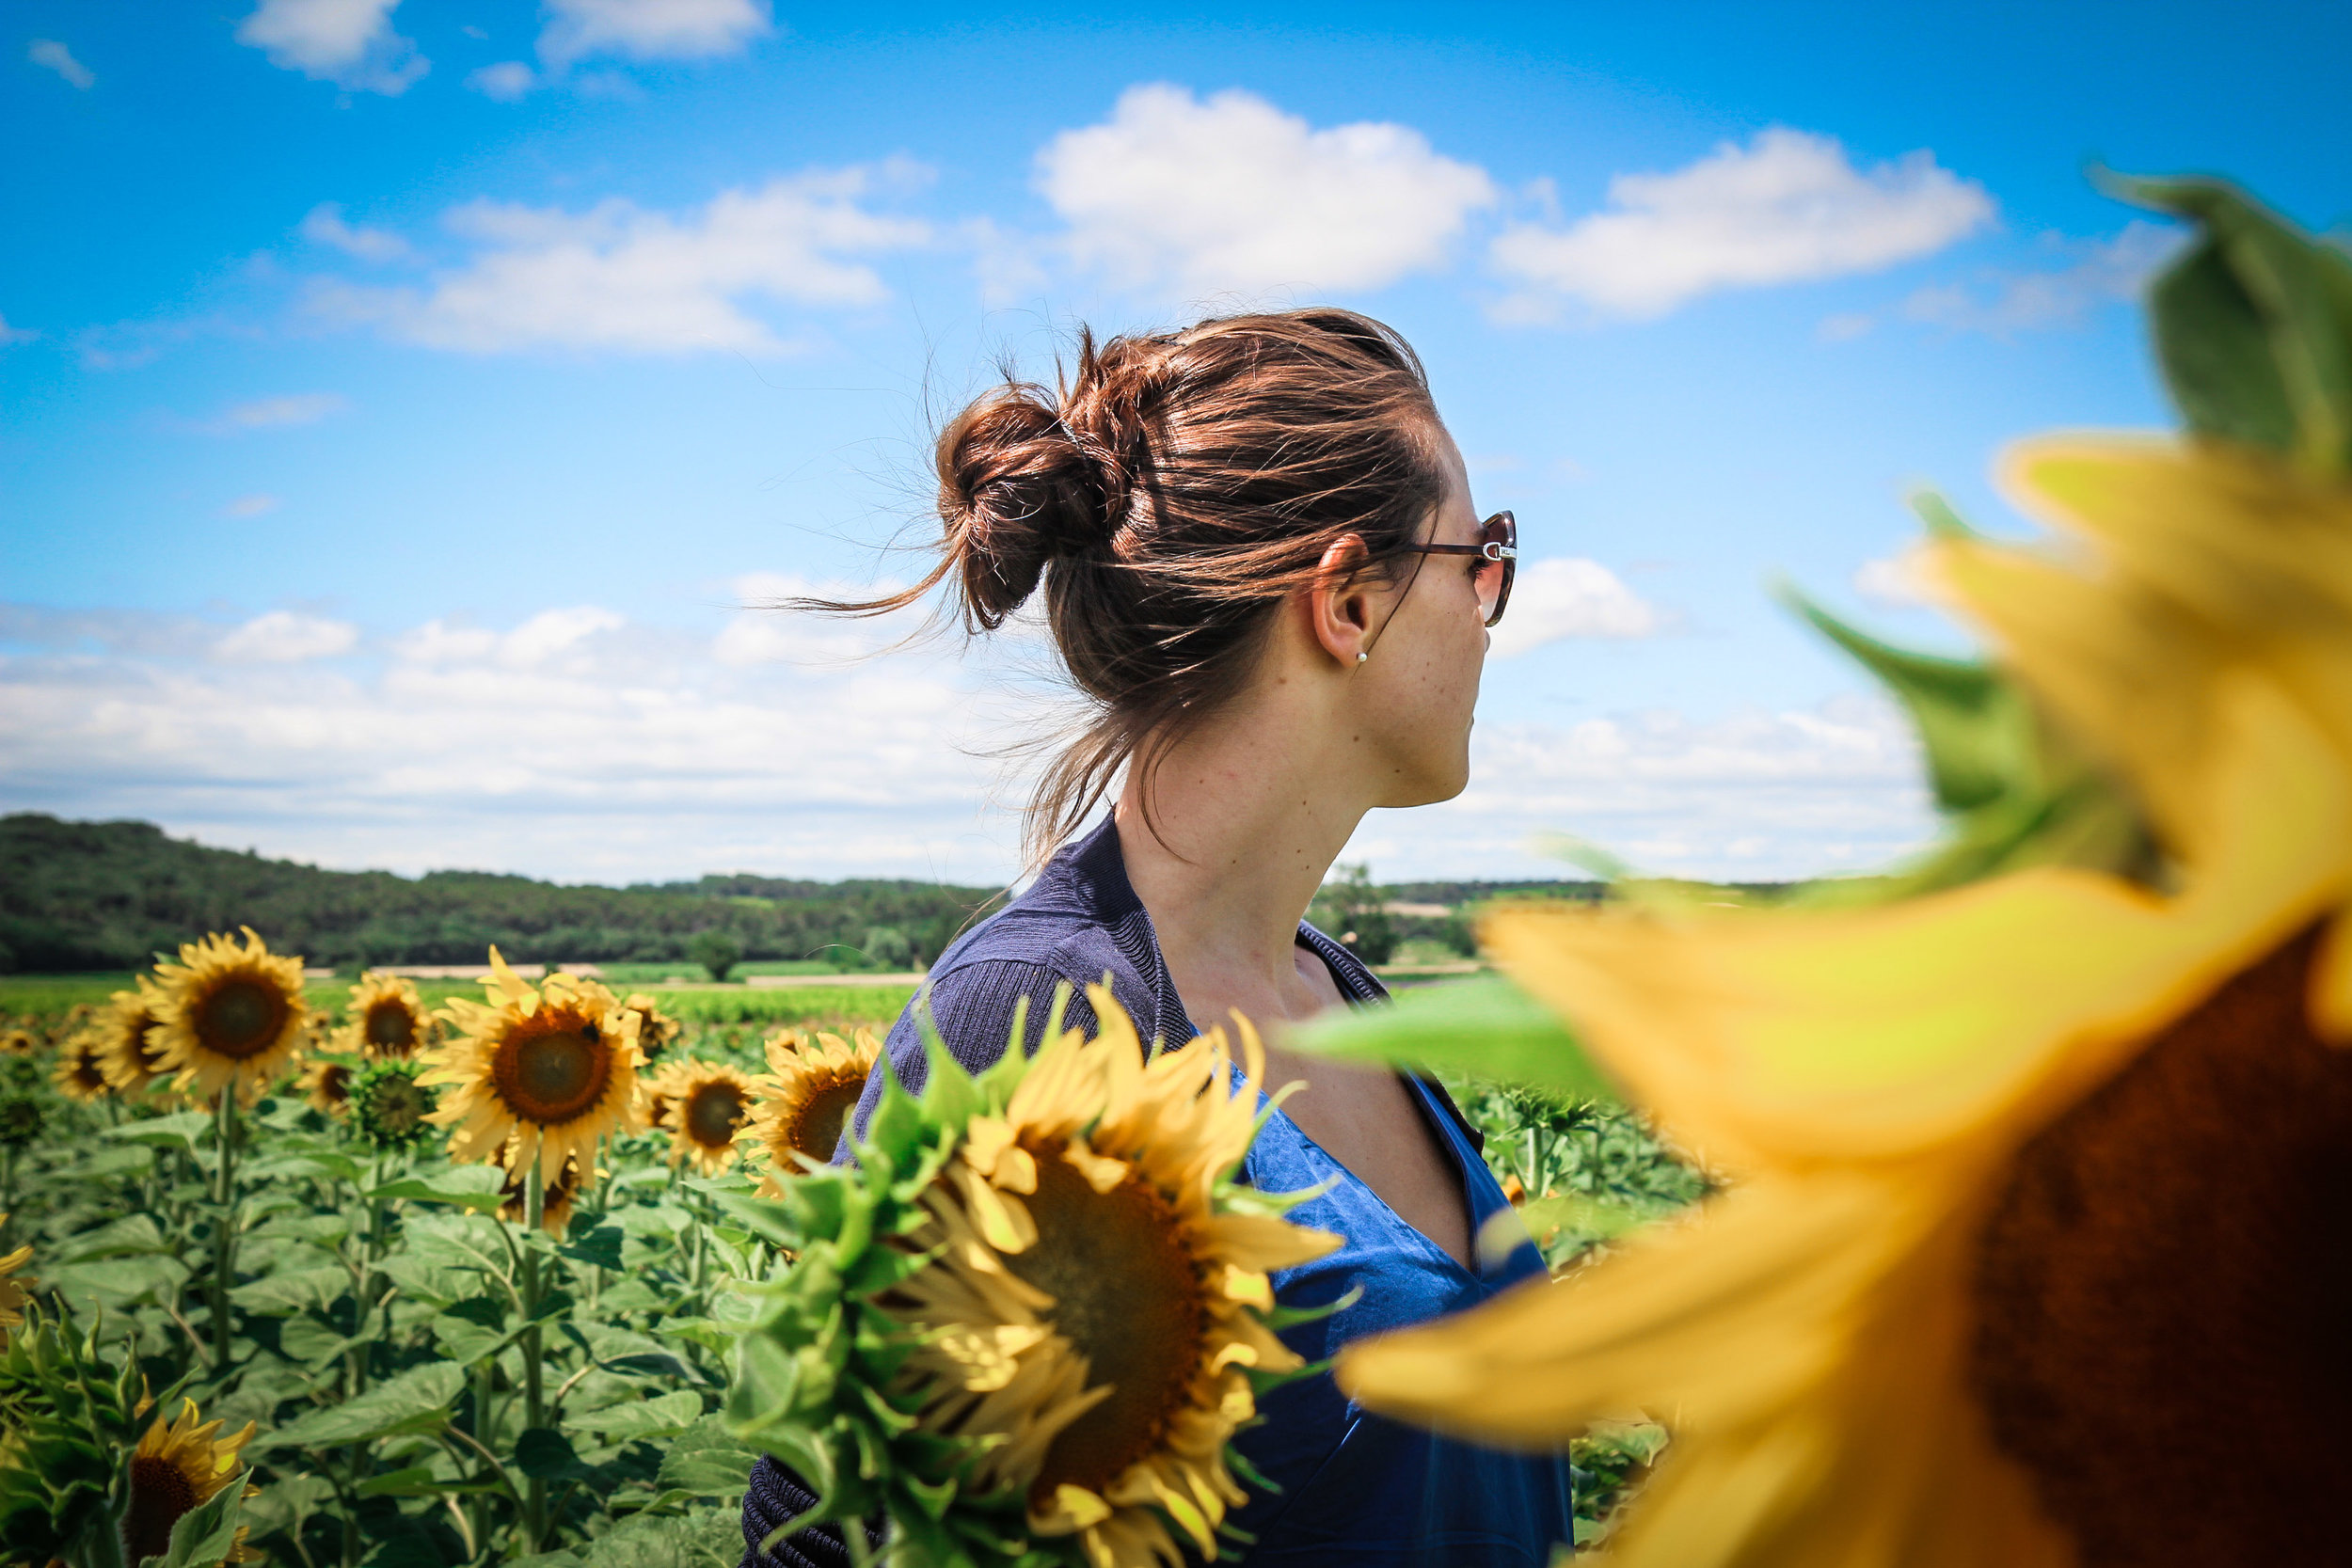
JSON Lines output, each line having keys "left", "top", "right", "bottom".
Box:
{"left": 0, "top": 814, "right": 1006, "bottom": 974}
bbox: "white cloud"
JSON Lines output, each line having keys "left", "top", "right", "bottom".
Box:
{"left": 1491, "top": 128, "right": 1994, "bottom": 321}
{"left": 215, "top": 610, "right": 358, "bottom": 662}
{"left": 307, "top": 166, "right": 930, "bottom": 356}
{"left": 499, "top": 606, "right": 627, "bottom": 666}
{"left": 301, "top": 202, "right": 411, "bottom": 262}
{"left": 468, "top": 61, "right": 538, "bottom": 101}
{"left": 222, "top": 494, "right": 281, "bottom": 518}
{"left": 1817, "top": 311, "right": 1875, "bottom": 342}
{"left": 28, "top": 40, "right": 94, "bottom": 89}
{"left": 0, "top": 600, "right": 1014, "bottom": 883}
{"left": 236, "top": 0, "right": 428, "bottom": 96}
{"left": 1038, "top": 84, "right": 1498, "bottom": 297}
{"left": 1904, "top": 220, "right": 2185, "bottom": 335}
{"left": 1485, "top": 558, "right": 1661, "bottom": 657}
{"left": 2, "top": 595, "right": 1935, "bottom": 885}
{"left": 1853, "top": 548, "right": 1937, "bottom": 608}
{"left": 539, "top": 0, "right": 773, "bottom": 68}
{"left": 0, "top": 313, "right": 37, "bottom": 347}
{"left": 1356, "top": 694, "right": 1934, "bottom": 881}
{"left": 210, "top": 391, "right": 349, "bottom": 433}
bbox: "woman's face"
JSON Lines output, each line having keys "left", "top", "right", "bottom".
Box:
{"left": 1359, "top": 432, "right": 1489, "bottom": 807}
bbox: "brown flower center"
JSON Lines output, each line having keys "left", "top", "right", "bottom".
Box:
{"left": 685, "top": 1082, "right": 746, "bottom": 1148}
{"left": 1970, "top": 924, "right": 2352, "bottom": 1564}
{"left": 788, "top": 1077, "right": 865, "bottom": 1163}
{"left": 316, "top": 1064, "right": 352, "bottom": 1104}
{"left": 1007, "top": 1145, "right": 1208, "bottom": 1499}
{"left": 123, "top": 1454, "right": 199, "bottom": 1563}
{"left": 196, "top": 975, "right": 290, "bottom": 1060}
{"left": 365, "top": 999, "right": 418, "bottom": 1054}
{"left": 493, "top": 1010, "right": 613, "bottom": 1126}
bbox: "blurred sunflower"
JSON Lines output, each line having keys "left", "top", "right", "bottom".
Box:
{"left": 338, "top": 972, "right": 435, "bottom": 1060}
{"left": 349, "top": 1058, "right": 438, "bottom": 1153}
{"left": 1338, "top": 185, "right": 2352, "bottom": 1566}
{"left": 497, "top": 1143, "right": 591, "bottom": 1237}
{"left": 734, "top": 988, "right": 1335, "bottom": 1568}
{"left": 151, "top": 927, "right": 309, "bottom": 1105}
{"left": 655, "top": 1059, "right": 755, "bottom": 1175}
{"left": 0, "top": 1217, "right": 31, "bottom": 1341}
{"left": 421, "top": 948, "right": 644, "bottom": 1186}
{"left": 298, "top": 1049, "right": 359, "bottom": 1117}
{"left": 643, "top": 1068, "right": 680, "bottom": 1132}
{"left": 93, "top": 983, "right": 172, "bottom": 1099}
{"left": 619, "top": 992, "right": 681, "bottom": 1062}
{"left": 745, "top": 1026, "right": 879, "bottom": 1191}
{"left": 0, "top": 1027, "right": 33, "bottom": 1055}
{"left": 52, "top": 1031, "right": 111, "bottom": 1102}
{"left": 122, "top": 1398, "right": 259, "bottom": 1565}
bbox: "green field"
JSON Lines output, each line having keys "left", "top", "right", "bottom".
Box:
{"left": 2, "top": 974, "right": 920, "bottom": 1033}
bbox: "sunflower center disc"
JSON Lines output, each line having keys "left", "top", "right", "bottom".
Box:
{"left": 371, "top": 1076, "right": 424, "bottom": 1133}
{"left": 123, "top": 1455, "right": 199, "bottom": 1563}
{"left": 199, "top": 977, "right": 286, "bottom": 1059}
{"left": 366, "top": 1002, "right": 416, "bottom": 1053}
{"left": 790, "top": 1080, "right": 864, "bottom": 1162}
{"left": 1970, "top": 925, "right": 2352, "bottom": 1562}
{"left": 1009, "top": 1147, "right": 1209, "bottom": 1497}
{"left": 688, "top": 1085, "right": 743, "bottom": 1147}
{"left": 499, "top": 1017, "right": 610, "bottom": 1125}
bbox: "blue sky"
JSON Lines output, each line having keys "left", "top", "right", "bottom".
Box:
{"left": 5, "top": 0, "right": 2347, "bottom": 887}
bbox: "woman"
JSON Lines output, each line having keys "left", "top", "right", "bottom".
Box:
{"left": 743, "top": 309, "right": 1574, "bottom": 1565}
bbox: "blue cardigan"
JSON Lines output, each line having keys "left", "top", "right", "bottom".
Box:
{"left": 741, "top": 817, "right": 1575, "bottom": 1566}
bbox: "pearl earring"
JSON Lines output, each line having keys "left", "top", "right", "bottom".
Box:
{"left": 1355, "top": 651, "right": 1369, "bottom": 665}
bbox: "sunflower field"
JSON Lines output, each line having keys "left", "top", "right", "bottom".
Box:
{"left": 0, "top": 929, "right": 1684, "bottom": 1567}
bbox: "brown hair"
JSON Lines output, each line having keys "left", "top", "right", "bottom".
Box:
{"left": 806, "top": 308, "right": 1449, "bottom": 860}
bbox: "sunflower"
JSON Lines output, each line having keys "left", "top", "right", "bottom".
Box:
{"left": 1336, "top": 193, "right": 2352, "bottom": 1564}
{"left": 619, "top": 992, "right": 681, "bottom": 1062}
{"left": 349, "top": 1058, "right": 438, "bottom": 1152}
{"left": 52, "top": 1030, "right": 111, "bottom": 1102}
{"left": 421, "top": 947, "right": 644, "bottom": 1186}
{"left": 122, "top": 1399, "right": 260, "bottom": 1565}
{"left": 0, "top": 1217, "right": 32, "bottom": 1342}
{"left": 658, "top": 1059, "right": 757, "bottom": 1175}
{"left": 496, "top": 1143, "right": 591, "bottom": 1238}
{"left": 93, "top": 983, "right": 173, "bottom": 1099}
{"left": 338, "top": 971, "right": 436, "bottom": 1060}
{"left": 0, "top": 1027, "right": 33, "bottom": 1055}
{"left": 298, "top": 1049, "right": 359, "bottom": 1117}
{"left": 729, "top": 986, "right": 1336, "bottom": 1568}
{"left": 743, "top": 1026, "right": 880, "bottom": 1192}
{"left": 151, "top": 927, "right": 309, "bottom": 1105}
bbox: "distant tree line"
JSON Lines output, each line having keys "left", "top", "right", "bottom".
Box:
{"left": 0, "top": 815, "right": 1007, "bottom": 974}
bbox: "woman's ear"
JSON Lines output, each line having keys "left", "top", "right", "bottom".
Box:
{"left": 1308, "top": 534, "right": 1375, "bottom": 669}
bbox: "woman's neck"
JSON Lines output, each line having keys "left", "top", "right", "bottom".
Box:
{"left": 1111, "top": 691, "right": 1374, "bottom": 1028}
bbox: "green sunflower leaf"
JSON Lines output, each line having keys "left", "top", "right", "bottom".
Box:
{"left": 2106, "top": 173, "right": 2352, "bottom": 475}
{"left": 1292, "top": 975, "right": 1616, "bottom": 1103}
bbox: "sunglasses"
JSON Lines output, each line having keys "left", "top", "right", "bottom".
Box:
{"left": 1401, "top": 511, "right": 1517, "bottom": 627}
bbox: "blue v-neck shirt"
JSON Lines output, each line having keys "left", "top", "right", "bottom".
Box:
{"left": 741, "top": 817, "right": 1576, "bottom": 1568}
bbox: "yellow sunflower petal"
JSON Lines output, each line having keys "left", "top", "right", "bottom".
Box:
{"left": 1485, "top": 673, "right": 2352, "bottom": 1166}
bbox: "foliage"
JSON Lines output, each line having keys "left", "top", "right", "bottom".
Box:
{"left": 0, "top": 816, "right": 1003, "bottom": 975}
{"left": 685, "top": 932, "right": 740, "bottom": 986}
{"left": 1306, "top": 863, "right": 1399, "bottom": 965}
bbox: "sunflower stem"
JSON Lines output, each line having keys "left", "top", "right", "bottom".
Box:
{"left": 520, "top": 1141, "right": 547, "bottom": 1552}
{"left": 210, "top": 1086, "right": 239, "bottom": 1377}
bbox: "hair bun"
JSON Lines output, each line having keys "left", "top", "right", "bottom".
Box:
{"left": 935, "top": 385, "right": 1110, "bottom": 627}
